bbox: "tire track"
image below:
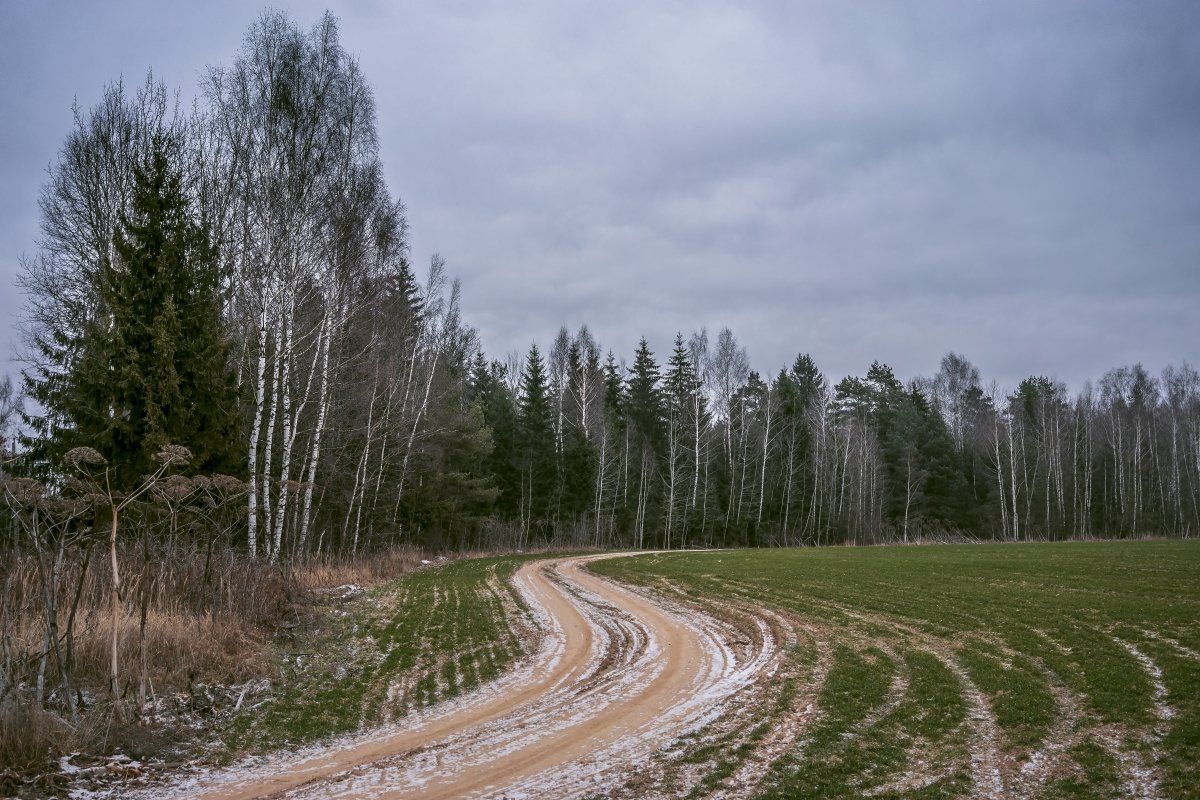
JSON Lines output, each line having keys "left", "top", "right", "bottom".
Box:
{"left": 144, "top": 554, "right": 778, "bottom": 799}
{"left": 824, "top": 605, "right": 1006, "bottom": 799}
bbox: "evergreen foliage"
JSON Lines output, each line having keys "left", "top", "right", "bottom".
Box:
{"left": 473, "top": 355, "right": 522, "bottom": 520}
{"left": 625, "top": 338, "right": 664, "bottom": 445}
{"left": 518, "top": 344, "right": 557, "bottom": 538}
{"left": 24, "top": 137, "right": 241, "bottom": 489}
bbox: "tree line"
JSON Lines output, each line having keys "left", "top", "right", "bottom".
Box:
{"left": 7, "top": 10, "right": 1199, "bottom": 559}
{"left": 472, "top": 332, "right": 1200, "bottom": 550}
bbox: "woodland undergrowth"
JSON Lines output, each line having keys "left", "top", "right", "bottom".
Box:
{"left": 0, "top": 542, "right": 424, "bottom": 790}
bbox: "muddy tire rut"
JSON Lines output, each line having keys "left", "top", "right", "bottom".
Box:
{"left": 147, "top": 554, "right": 782, "bottom": 799}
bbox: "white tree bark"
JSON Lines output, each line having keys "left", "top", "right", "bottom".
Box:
{"left": 246, "top": 308, "right": 269, "bottom": 558}
{"left": 298, "top": 309, "right": 335, "bottom": 551}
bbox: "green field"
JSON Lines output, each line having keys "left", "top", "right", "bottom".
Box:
{"left": 591, "top": 541, "right": 1200, "bottom": 799}
{"left": 214, "top": 543, "right": 1200, "bottom": 798}
{"left": 222, "top": 555, "right": 533, "bottom": 753}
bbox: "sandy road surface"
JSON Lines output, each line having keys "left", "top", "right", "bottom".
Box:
{"left": 155, "top": 553, "right": 779, "bottom": 799}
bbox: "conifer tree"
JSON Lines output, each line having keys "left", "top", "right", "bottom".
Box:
{"left": 404, "top": 383, "right": 498, "bottom": 550}
{"left": 556, "top": 338, "right": 597, "bottom": 529}
{"left": 518, "top": 344, "right": 556, "bottom": 541}
{"left": 663, "top": 334, "right": 699, "bottom": 547}
{"left": 884, "top": 387, "right": 971, "bottom": 539}
{"left": 473, "top": 354, "right": 521, "bottom": 519}
{"left": 625, "top": 338, "right": 664, "bottom": 547}
{"left": 664, "top": 335, "right": 699, "bottom": 417}
{"left": 559, "top": 424, "right": 596, "bottom": 528}
{"left": 596, "top": 351, "right": 626, "bottom": 540}
{"left": 27, "top": 137, "right": 241, "bottom": 489}
{"left": 913, "top": 388, "right": 971, "bottom": 530}
{"left": 626, "top": 338, "right": 665, "bottom": 445}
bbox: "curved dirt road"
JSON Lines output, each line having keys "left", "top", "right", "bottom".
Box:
{"left": 162, "top": 554, "right": 780, "bottom": 799}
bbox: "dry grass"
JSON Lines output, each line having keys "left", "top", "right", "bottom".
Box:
{"left": 3, "top": 543, "right": 288, "bottom": 686}
{"left": 0, "top": 700, "right": 73, "bottom": 774}
{"left": 70, "top": 609, "right": 275, "bottom": 690}
{"left": 0, "top": 541, "right": 429, "bottom": 781}
{"left": 291, "top": 544, "right": 425, "bottom": 590}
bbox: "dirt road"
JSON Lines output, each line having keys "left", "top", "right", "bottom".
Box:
{"left": 160, "top": 554, "right": 781, "bottom": 799}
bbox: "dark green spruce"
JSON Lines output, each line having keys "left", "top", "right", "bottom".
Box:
{"left": 24, "top": 137, "right": 241, "bottom": 489}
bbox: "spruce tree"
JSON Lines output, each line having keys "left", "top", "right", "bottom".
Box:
{"left": 664, "top": 334, "right": 700, "bottom": 417}
{"left": 518, "top": 344, "right": 557, "bottom": 538}
{"left": 599, "top": 351, "right": 627, "bottom": 536}
{"left": 663, "top": 333, "right": 699, "bottom": 547}
{"left": 29, "top": 137, "right": 241, "bottom": 489}
{"left": 912, "top": 388, "right": 971, "bottom": 530}
{"left": 781, "top": 354, "right": 825, "bottom": 479}
{"left": 626, "top": 338, "right": 665, "bottom": 444}
{"left": 473, "top": 355, "right": 522, "bottom": 519}
{"left": 558, "top": 339, "right": 597, "bottom": 524}
{"left": 603, "top": 352, "right": 625, "bottom": 423}
{"left": 559, "top": 424, "right": 596, "bottom": 524}
{"left": 406, "top": 382, "right": 499, "bottom": 549}
{"left": 884, "top": 387, "right": 971, "bottom": 538}
{"left": 625, "top": 339, "right": 664, "bottom": 547}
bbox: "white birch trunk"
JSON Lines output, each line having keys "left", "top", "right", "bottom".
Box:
{"left": 298, "top": 310, "right": 335, "bottom": 552}
{"left": 692, "top": 393, "right": 702, "bottom": 510}
{"left": 262, "top": 311, "right": 285, "bottom": 554}
{"left": 758, "top": 386, "right": 772, "bottom": 526}
{"left": 270, "top": 303, "right": 302, "bottom": 561}
{"left": 350, "top": 372, "right": 381, "bottom": 553}
{"left": 246, "top": 309, "right": 269, "bottom": 558}
{"left": 1008, "top": 417, "right": 1020, "bottom": 541}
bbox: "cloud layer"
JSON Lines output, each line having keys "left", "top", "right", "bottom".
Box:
{"left": 2, "top": 1, "right": 1197, "bottom": 389}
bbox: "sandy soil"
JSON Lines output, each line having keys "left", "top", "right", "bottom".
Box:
{"left": 146, "top": 553, "right": 777, "bottom": 799}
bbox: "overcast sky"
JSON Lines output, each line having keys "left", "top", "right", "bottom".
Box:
{"left": 2, "top": 1, "right": 1197, "bottom": 393}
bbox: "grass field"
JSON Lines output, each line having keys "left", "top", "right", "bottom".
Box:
{"left": 591, "top": 541, "right": 1200, "bottom": 800}
{"left": 221, "top": 555, "right": 533, "bottom": 754}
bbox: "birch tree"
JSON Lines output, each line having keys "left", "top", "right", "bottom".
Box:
{"left": 205, "top": 10, "right": 404, "bottom": 557}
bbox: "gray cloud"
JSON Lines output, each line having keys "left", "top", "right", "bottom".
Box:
{"left": 2, "top": 0, "right": 1197, "bottom": 393}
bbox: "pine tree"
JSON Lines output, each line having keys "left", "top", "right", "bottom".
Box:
{"left": 866, "top": 361, "right": 906, "bottom": 437}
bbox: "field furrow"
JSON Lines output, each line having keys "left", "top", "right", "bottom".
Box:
{"left": 592, "top": 541, "right": 1200, "bottom": 799}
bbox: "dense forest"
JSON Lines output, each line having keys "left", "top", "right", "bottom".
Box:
{"left": 4, "top": 12, "right": 1199, "bottom": 561}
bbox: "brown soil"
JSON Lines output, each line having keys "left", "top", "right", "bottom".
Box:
{"left": 152, "top": 554, "right": 776, "bottom": 799}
